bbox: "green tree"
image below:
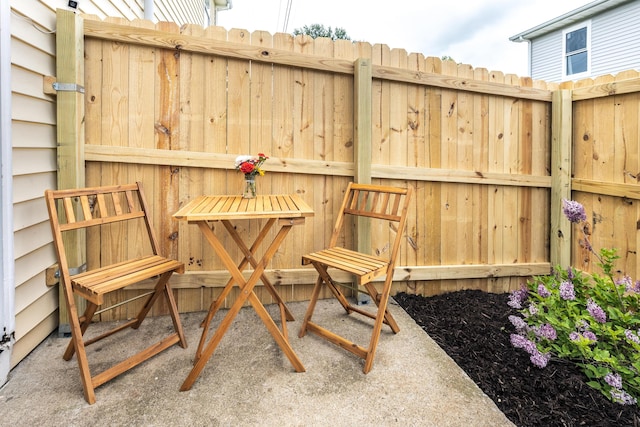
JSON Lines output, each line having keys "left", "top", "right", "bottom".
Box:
{"left": 292, "top": 24, "right": 350, "bottom": 41}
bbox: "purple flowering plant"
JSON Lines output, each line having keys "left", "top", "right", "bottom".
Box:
{"left": 508, "top": 199, "right": 640, "bottom": 406}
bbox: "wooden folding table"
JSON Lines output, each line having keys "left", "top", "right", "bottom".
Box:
{"left": 173, "top": 194, "right": 314, "bottom": 391}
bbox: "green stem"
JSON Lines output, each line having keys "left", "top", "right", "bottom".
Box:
{"left": 579, "top": 223, "right": 625, "bottom": 309}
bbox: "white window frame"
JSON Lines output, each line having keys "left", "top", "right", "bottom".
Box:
{"left": 562, "top": 21, "right": 591, "bottom": 81}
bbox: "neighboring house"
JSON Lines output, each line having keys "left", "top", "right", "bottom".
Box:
{"left": 0, "top": 0, "right": 231, "bottom": 386}
{"left": 510, "top": 0, "right": 640, "bottom": 82}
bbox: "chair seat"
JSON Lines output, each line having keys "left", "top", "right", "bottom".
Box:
{"left": 72, "top": 255, "right": 184, "bottom": 305}
{"left": 302, "top": 247, "right": 388, "bottom": 285}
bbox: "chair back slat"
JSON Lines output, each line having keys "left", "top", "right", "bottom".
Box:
{"left": 80, "top": 195, "right": 93, "bottom": 221}
{"left": 96, "top": 193, "right": 108, "bottom": 218}
{"left": 111, "top": 192, "right": 124, "bottom": 215}
{"left": 343, "top": 186, "right": 406, "bottom": 222}
{"left": 125, "top": 190, "right": 136, "bottom": 212}
{"left": 63, "top": 197, "right": 76, "bottom": 223}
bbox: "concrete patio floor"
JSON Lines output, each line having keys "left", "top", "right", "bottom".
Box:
{"left": 1, "top": 298, "right": 514, "bottom": 426}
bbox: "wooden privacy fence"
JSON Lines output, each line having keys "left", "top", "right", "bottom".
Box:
{"left": 559, "top": 73, "right": 640, "bottom": 277}
{"left": 50, "top": 10, "right": 640, "bottom": 322}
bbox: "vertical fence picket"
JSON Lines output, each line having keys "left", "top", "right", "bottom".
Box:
{"left": 473, "top": 67, "right": 490, "bottom": 291}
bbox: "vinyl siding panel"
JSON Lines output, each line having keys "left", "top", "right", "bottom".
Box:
{"left": 12, "top": 122, "right": 56, "bottom": 149}
{"left": 12, "top": 65, "right": 54, "bottom": 101}
{"left": 590, "top": 2, "right": 640, "bottom": 76}
{"left": 14, "top": 291, "right": 58, "bottom": 341}
{"left": 14, "top": 245, "right": 56, "bottom": 290}
{"left": 14, "top": 199, "right": 49, "bottom": 232}
{"left": 530, "top": 32, "right": 563, "bottom": 82}
{"left": 10, "top": 0, "right": 57, "bottom": 34}
{"left": 12, "top": 93, "right": 55, "bottom": 125}
{"left": 78, "top": 0, "right": 139, "bottom": 20}
{"left": 13, "top": 172, "right": 56, "bottom": 204}
{"left": 10, "top": 10, "right": 55, "bottom": 55}
{"left": 14, "top": 221, "right": 53, "bottom": 260}
{"left": 529, "top": 1, "right": 640, "bottom": 82}
{"left": 15, "top": 272, "right": 50, "bottom": 315}
{"left": 12, "top": 148, "right": 56, "bottom": 176}
{"left": 154, "top": 0, "right": 206, "bottom": 26}
{"left": 72, "top": 0, "right": 205, "bottom": 25}
{"left": 10, "top": 299, "right": 58, "bottom": 367}
{"left": 8, "top": 0, "right": 208, "bottom": 369}
{"left": 11, "top": 38, "right": 54, "bottom": 77}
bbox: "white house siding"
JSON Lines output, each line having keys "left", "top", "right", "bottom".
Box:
{"left": 530, "top": 31, "right": 562, "bottom": 83}
{"left": 590, "top": 1, "right": 640, "bottom": 77}
{"left": 154, "top": 0, "right": 206, "bottom": 26}
{"left": 9, "top": 0, "right": 206, "bottom": 369}
{"left": 9, "top": 0, "right": 58, "bottom": 367}
{"left": 529, "top": 1, "right": 640, "bottom": 82}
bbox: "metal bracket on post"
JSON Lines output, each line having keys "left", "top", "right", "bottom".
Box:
{"left": 52, "top": 82, "right": 85, "bottom": 94}
{"left": 60, "top": 263, "right": 87, "bottom": 277}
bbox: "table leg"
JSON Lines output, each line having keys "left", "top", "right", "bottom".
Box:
{"left": 192, "top": 222, "right": 249, "bottom": 362}
{"left": 222, "top": 220, "right": 295, "bottom": 322}
{"left": 247, "top": 291, "right": 304, "bottom": 372}
{"left": 195, "top": 218, "right": 282, "bottom": 362}
{"left": 181, "top": 221, "right": 305, "bottom": 391}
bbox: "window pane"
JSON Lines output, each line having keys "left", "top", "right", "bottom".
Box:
{"left": 566, "top": 51, "right": 588, "bottom": 75}
{"left": 566, "top": 27, "right": 587, "bottom": 53}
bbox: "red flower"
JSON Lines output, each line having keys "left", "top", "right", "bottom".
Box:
{"left": 239, "top": 162, "right": 255, "bottom": 174}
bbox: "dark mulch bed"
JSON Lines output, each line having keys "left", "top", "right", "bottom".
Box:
{"left": 394, "top": 290, "right": 640, "bottom": 427}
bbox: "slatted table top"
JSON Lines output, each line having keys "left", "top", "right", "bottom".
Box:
{"left": 173, "top": 194, "right": 315, "bottom": 221}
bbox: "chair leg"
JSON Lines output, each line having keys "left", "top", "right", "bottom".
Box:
{"left": 73, "top": 331, "right": 96, "bottom": 404}
{"left": 61, "top": 288, "right": 97, "bottom": 404}
{"left": 363, "top": 277, "right": 395, "bottom": 374}
{"left": 301, "top": 264, "right": 399, "bottom": 374}
{"left": 131, "top": 271, "right": 171, "bottom": 329}
{"left": 63, "top": 302, "right": 99, "bottom": 361}
{"left": 298, "top": 276, "right": 323, "bottom": 338}
{"left": 363, "top": 282, "right": 400, "bottom": 333}
{"left": 163, "top": 281, "right": 187, "bottom": 348}
{"left": 131, "top": 271, "right": 187, "bottom": 348}
{"left": 314, "top": 262, "right": 352, "bottom": 314}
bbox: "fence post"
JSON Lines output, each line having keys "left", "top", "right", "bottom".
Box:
{"left": 354, "top": 58, "right": 372, "bottom": 303}
{"left": 55, "top": 9, "right": 86, "bottom": 335}
{"left": 354, "top": 57, "right": 372, "bottom": 184}
{"left": 550, "top": 90, "right": 572, "bottom": 268}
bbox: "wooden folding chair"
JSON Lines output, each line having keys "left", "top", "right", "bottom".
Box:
{"left": 298, "top": 182, "right": 413, "bottom": 373}
{"left": 45, "top": 182, "right": 187, "bottom": 404}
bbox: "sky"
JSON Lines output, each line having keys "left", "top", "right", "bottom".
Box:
{"left": 215, "top": 0, "right": 592, "bottom": 77}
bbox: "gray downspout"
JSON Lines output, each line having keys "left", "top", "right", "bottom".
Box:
{"left": 527, "top": 39, "right": 533, "bottom": 77}
{"left": 214, "top": 0, "right": 233, "bottom": 25}
{"left": 144, "top": 0, "right": 154, "bottom": 21}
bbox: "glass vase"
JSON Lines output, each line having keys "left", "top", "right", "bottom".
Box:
{"left": 243, "top": 175, "right": 256, "bottom": 199}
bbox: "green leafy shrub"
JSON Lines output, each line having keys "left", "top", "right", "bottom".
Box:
{"left": 508, "top": 200, "right": 640, "bottom": 406}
